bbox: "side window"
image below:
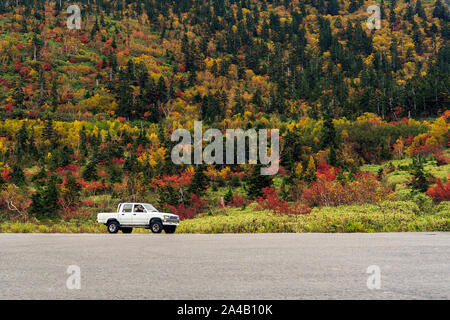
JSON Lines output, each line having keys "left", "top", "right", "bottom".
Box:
{"left": 134, "top": 204, "right": 147, "bottom": 213}
{"left": 122, "top": 204, "right": 133, "bottom": 213}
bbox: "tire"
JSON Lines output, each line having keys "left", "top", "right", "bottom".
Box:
{"left": 121, "top": 227, "right": 133, "bottom": 234}
{"left": 164, "top": 226, "right": 177, "bottom": 234}
{"left": 107, "top": 221, "right": 120, "bottom": 234}
{"left": 150, "top": 220, "right": 163, "bottom": 234}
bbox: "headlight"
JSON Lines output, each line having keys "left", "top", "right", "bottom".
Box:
{"left": 164, "top": 215, "right": 171, "bottom": 220}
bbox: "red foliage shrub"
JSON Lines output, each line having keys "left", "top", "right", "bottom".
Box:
{"left": 1, "top": 168, "right": 10, "bottom": 182}
{"left": 152, "top": 171, "right": 193, "bottom": 190}
{"left": 81, "top": 199, "right": 96, "bottom": 207}
{"left": 3, "top": 102, "right": 13, "bottom": 112}
{"left": 13, "top": 59, "right": 21, "bottom": 72}
{"left": 42, "top": 62, "right": 52, "bottom": 71}
{"left": 302, "top": 172, "right": 391, "bottom": 207}
{"left": 426, "top": 179, "right": 450, "bottom": 203}
{"left": 167, "top": 194, "right": 206, "bottom": 220}
{"left": 412, "top": 144, "right": 437, "bottom": 156}
{"left": 55, "top": 164, "right": 80, "bottom": 175}
{"left": 433, "top": 151, "right": 450, "bottom": 166}
{"left": 316, "top": 161, "right": 339, "bottom": 181}
{"left": 19, "top": 67, "right": 31, "bottom": 78}
{"left": 80, "top": 34, "right": 89, "bottom": 43}
{"left": 230, "top": 171, "right": 246, "bottom": 180}
{"left": 85, "top": 181, "right": 106, "bottom": 193}
{"left": 256, "top": 187, "right": 311, "bottom": 215}
{"left": 276, "top": 165, "right": 290, "bottom": 176}
{"left": 404, "top": 136, "right": 414, "bottom": 146}
{"left": 111, "top": 157, "right": 125, "bottom": 165}
{"left": 227, "top": 193, "right": 249, "bottom": 208}
{"left": 57, "top": 200, "right": 90, "bottom": 220}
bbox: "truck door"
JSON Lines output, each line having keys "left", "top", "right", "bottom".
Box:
{"left": 132, "top": 204, "right": 149, "bottom": 226}
{"left": 119, "top": 203, "right": 133, "bottom": 225}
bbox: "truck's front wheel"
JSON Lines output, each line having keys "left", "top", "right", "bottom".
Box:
{"left": 164, "top": 226, "right": 177, "bottom": 234}
{"left": 150, "top": 220, "right": 163, "bottom": 234}
{"left": 107, "top": 221, "right": 120, "bottom": 234}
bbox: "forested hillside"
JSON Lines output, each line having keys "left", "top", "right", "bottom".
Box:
{"left": 1, "top": 0, "right": 449, "bottom": 120}
{"left": 0, "top": 0, "right": 448, "bottom": 229}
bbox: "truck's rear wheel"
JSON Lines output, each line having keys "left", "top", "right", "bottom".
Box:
{"left": 164, "top": 226, "right": 177, "bottom": 234}
{"left": 121, "top": 227, "right": 133, "bottom": 234}
{"left": 107, "top": 221, "right": 120, "bottom": 234}
{"left": 150, "top": 221, "right": 163, "bottom": 234}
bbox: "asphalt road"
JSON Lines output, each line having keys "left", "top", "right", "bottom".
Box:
{"left": 0, "top": 233, "right": 449, "bottom": 300}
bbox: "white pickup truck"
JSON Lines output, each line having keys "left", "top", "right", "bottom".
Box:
{"left": 97, "top": 203, "right": 180, "bottom": 234}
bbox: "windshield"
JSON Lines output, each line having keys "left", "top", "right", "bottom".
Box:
{"left": 143, "top": 204, "right": 158, "bottom": 212}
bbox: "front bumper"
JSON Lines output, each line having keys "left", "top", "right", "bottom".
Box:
{"left": 162, "top": 219, "right": 179, "bottom": 226}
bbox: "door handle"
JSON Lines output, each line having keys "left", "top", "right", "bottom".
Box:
{"left": 133, "top": 214, "right": 136, "bottom": 215}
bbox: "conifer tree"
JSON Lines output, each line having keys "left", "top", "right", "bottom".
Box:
{"left": 245, "top": 164, "right": 273, "bottom": 199}
{"left": 188, "top": 165, "right": 209, "bottom": 196}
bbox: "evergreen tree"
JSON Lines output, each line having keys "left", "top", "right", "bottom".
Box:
{"left": 320, "top": 107, "right": 338, "bottom": 150}
{"left": 408, "top": 155, "right": 433, "bottom": 193}
{"left": 224, "top": 187, "right": 233, "bottom": 204}
{"left": 82, "top": 152, "right": 99, "bottom": 181}
{"left": 245, "top": 164, "right": 273, "bottom": 199}
{"left": 188, "top": 165, "right": 209, "bottom": 195}
{"left": 43, "top": 174, "right": 60, "bottom": 219}
{"left": 30, "top": 174, "right": 60, "bottom": 219}
{"left": 318, "top": 17, "right": 333, "bottom": 52}
{"left": 415, "top": 0, "right": 426, "bottom": 19}
{"left": 63, "top": 171, "right": 81, "bottom": 205}
{"left": 10, "top": 165, "right": 25, "bottom": 186}
{"left": 327, "top": 0, "right": 340, "bottom": 15}
{"left": 29, "top": 192, "right": 46, "bottom": 219}
{"left": 14, "top": 122, "right": 29, "bottom": 159}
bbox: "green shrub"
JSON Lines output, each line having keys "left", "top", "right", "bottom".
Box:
{"left": 395, "top": 185, "right": 414, "bottom": 201}
{"left": 412, "top": 193, "right": 434, "bottom": 215}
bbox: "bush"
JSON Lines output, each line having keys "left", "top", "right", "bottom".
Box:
{"left": 177, "top": 202, "right": 450, "bottom": 233}
{"left": 412, "top": 193, "right": 434, "bottom": 214}
{"left": 256, "top": 187, "right": 311, "bottom": 215}
{"left": 395, "top": 184, "right": 414, "bottom": 201}
{"left": 435, "top": 201, "right": 450, "bottom": 216}
{"left": 227, "top": 193, "right": 248, "bottom": 208}
{"left": 426, "top": 178, "right": 450, "bottom": 203}
{"left": 302, "top": 172, "right": 392, "bottom": 207}
{"left": 432, "top": 151, "right": 450, "bottom": 166}
{"left": 167, "top": 194, "right": 206, "bottom": 220}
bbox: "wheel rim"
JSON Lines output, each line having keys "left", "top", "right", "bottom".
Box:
{"left": 109, "top": 224, "right": 116, "bottom": 232}
{"left": 152, "top": 224, "right": 159, "bottom": 232}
